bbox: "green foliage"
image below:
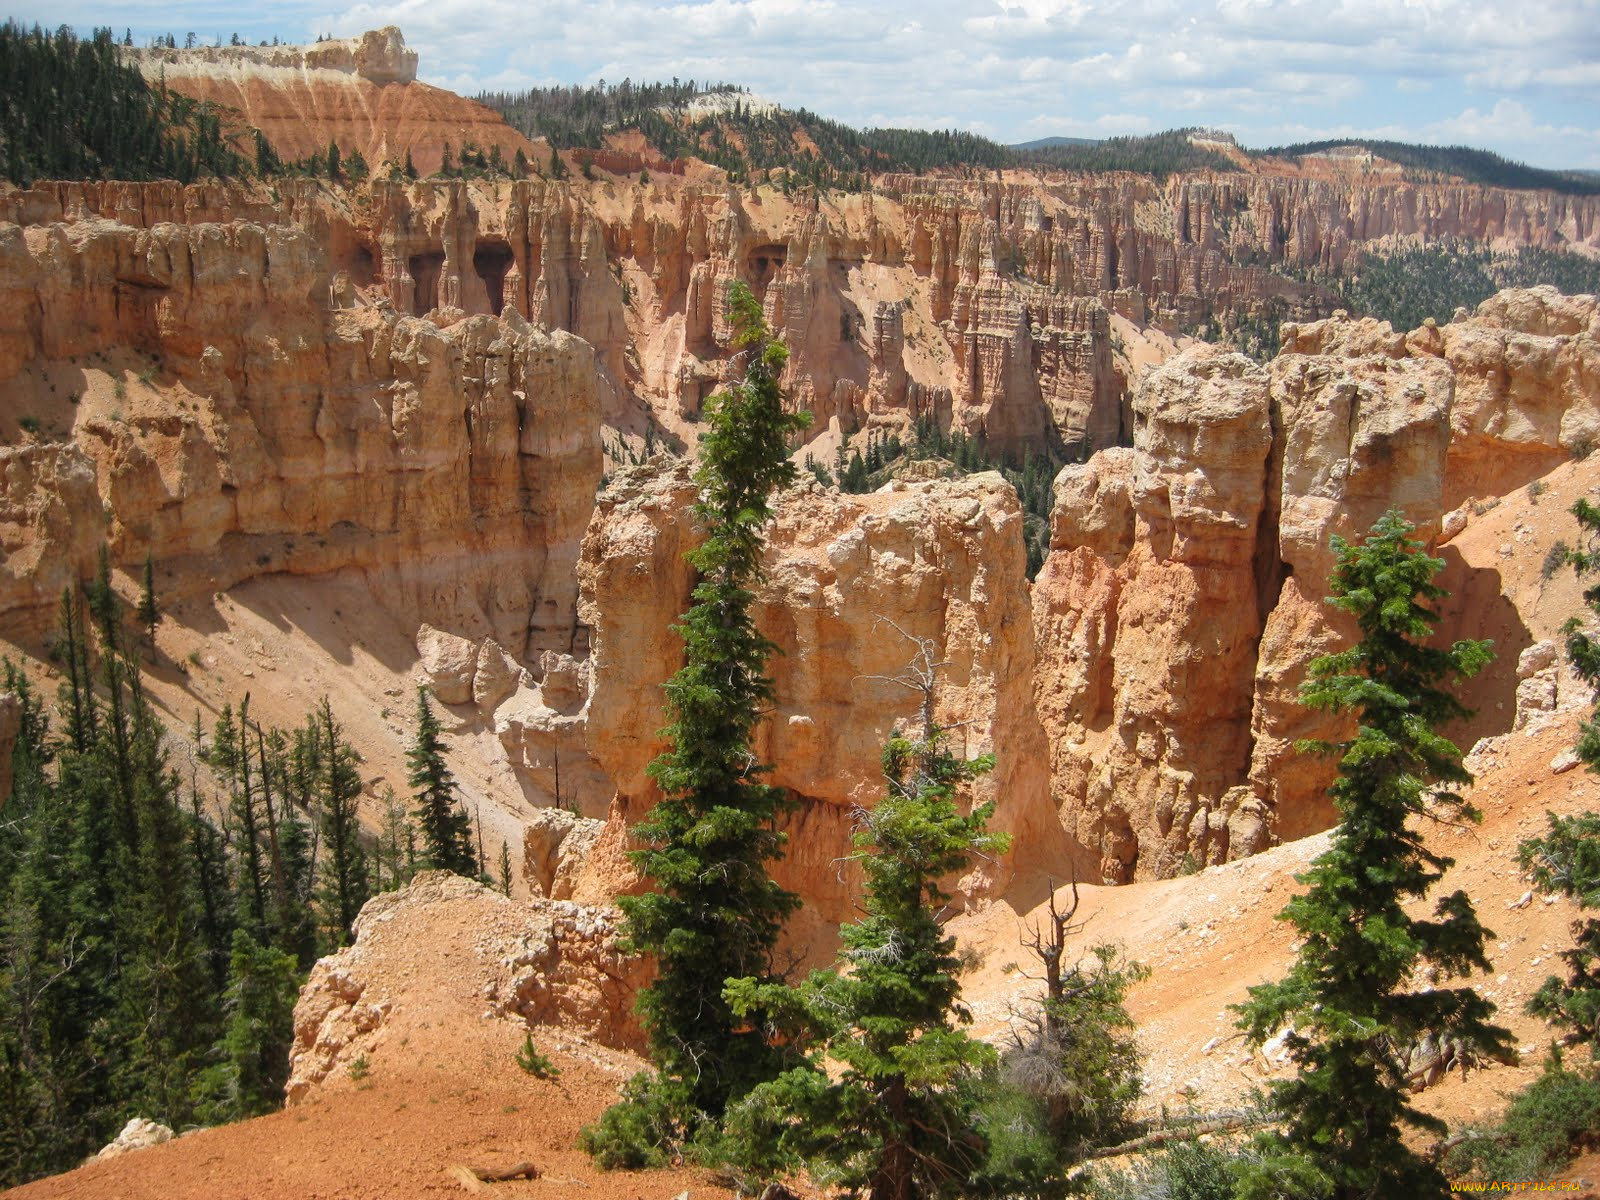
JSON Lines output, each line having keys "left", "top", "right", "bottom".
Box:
{"left": 0, "top": 574, "right": 220, "bottom": 1181}
{"left": 1089, "top": 1137, "right": 1248, "bottom": 1200}
{"left": 1233, "top": 511, "right": 1510, "bottom": 1198}
{"left": 0, "top": 22, "right": 253, "bottom": 186}
{"left": 1515, "top": 501, "right": 1600, "bottom": 1052}
{"left": 1004, "top": 942, "right": 1149, "bottom": 1156}
{"left": 0, "top": 561, "right": 394, "bottom": 1184}
{"left": 1018, "top": 129, "right": 1238, "bottom": 178}
{"left": 480, "top": 80, "right": 1008, "bottom": 191}
{"left": 600, "top": 281, "right": 810, "bottom": 1151}
{"left": 313, "top": 698, "right": 370, "bottom": 944}
{"left": 718, "top": 636, "right": 1010, "bottom": 1200}
{"left": 1545, "top": 540, "right": 1573, "bottom": 582}
{"left": 1341, "top": 243, "right": 1600, "bottom": 333}
{"left": 1261, "top": 138, "right": 1600, "bottom": 196}
{"left": 1564, "top": 498, "right": 1600, "bottom": 773}
{"left": 1446, "top": 1055, "right": 1600, "bottom": 1182}
{"left": 407, "top": 689, "right": 476, "bottom": 877}
{"left": 136, "top": 553, "right": 159, "bottom": 647}
{"left": 579, "top": 1070, "right": 679, "bottom": 1169}
{"left": 1520, "top": 812, "right": 1600, "bottom": 1046}
{"left": 515, "top": 1032, "right": 560, "bottom": 1079}
{"left": 372, "top": 786, "right": 417, "bottom": 893}
{"left": 193, "top": 929, "right": 300, "bottom": 1122}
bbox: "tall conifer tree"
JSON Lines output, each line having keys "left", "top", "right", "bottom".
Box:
{"left": 1235, "top": 512, "right": 1512, "bottom": 1198}
{"left": 406, "top": 688, "right": 475, "bottom": 876}
{"left": 596, "top": 280, "right": 810, "bottom": 1148}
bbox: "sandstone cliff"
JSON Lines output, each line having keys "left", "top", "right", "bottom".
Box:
{"left": 4, "top": 163, "right": 1600, "bottom": 903}
{"left": 1033, "top": 286, "right": 1600, "bottom": 879}
{"left": 124, "top": 29, "right": 537, "bottom": 178}
{"left": 0, "top": 209, "right": 601, "bottom": 654}
{"left": 565, "top": 461, "right": 1076, "bottom": 928}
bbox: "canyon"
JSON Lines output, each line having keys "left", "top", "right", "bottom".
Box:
{"left": 4, "top": 31, "right": 1600, "bottom": 1192}
{"left": 3, "top": 161, "right": 1596, "bottom": 890}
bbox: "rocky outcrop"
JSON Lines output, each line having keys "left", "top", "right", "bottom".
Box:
{"left": 1032, "top": 346, "right": 1274, "bottom": 881}
{"left": 88, "top": 1117, "right": 174, "bottom": 1164}
{"left": 124, "top": 30, "right": 534, "bottom": 178}
{"left": 574, "top": 462, "right": 1077, "bottom": 922}
{"left": 0, "top": 214, "right": 602, "bottom": 660}
{"left": 1282, "top": 288, "right": 1600, "bottom": 508}
{"left": 286, "top": 872, "right": 646, "bottom": 1103}
{"left": 1031, "top": 290, "right": 1600, "bottom": 879}
{"left": 521, "top": 806, "right": 605, "bottom": 899}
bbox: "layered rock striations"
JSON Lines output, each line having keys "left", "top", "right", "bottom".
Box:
{"left": 0, "top": 208, "right": 602, "bottom": 656}
{"left": 4, "top": 143, "right": 1600, "bottom": 902}
{"left": 570, "top": 461, "right": 1077, "bottom": 922}
{"left": 124, "top": 29, "right": 535, "bottom": 178}
{"left": 1035, "top": 286, "right": 1600, "bottom": 879}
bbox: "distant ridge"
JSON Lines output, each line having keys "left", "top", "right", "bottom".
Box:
{"left": 1009, "top": 136, "right": 1099, "bottom": 150}
{"left": 1257, "top": 139, "right": 1600, "bottom": 196}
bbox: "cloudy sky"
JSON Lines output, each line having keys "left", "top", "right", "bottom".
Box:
{"left": 24, "top": 0, "right": 1600, "bottom": 169}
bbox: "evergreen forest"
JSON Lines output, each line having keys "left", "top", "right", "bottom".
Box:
{"left": 0, "top": 555, "right": 482, "bottom": 1185}
{"left": 0, "top": 23, "right": 251, "bottom": 187}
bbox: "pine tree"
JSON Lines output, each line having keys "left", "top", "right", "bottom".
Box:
{"left": 136, "top": 552, "right": 159, "bottom": 650}
{"left": 498, "top": 839, "right": 513, "bottom": 896}
{"left": 313, "top": 698, "right": 368, "bottom": 945}
{"left": 1234, "top": 511, "right": 1513, "bottom": 1199}
{"left": 406, "top": 688, "right": 474, "bottom": 875}
{"left": 590, "top": 281, "right": 810, "bottom": 1155}
{"left": 721, "top": 635, "right": 1010, "bottom": 1200}
{"left": 325, "top": 139, "right": 341, "bottom": 180}
{"left": 193, "top": 929, "right": 300, "bottom": 1122}
{"left": 1515, "top": 499, "right": 1600, "bottom": 1049}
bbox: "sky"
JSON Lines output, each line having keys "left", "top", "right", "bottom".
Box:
{"left": 18, "top": 0, "right": 1600, "bottom": 170}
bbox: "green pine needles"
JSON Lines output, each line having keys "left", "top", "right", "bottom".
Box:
{"left": 590, "top": 281, "right": 810, "bottom": 1150}
{"left": 1516, "top": 498, "right": 1600, "bottom": 1051}
{"left": 407, "top": 688, "right": 477, "bottom": 878}
{"left": 718, "top": 635, "right": 1010, "bottom": 1200}
{"left": 1235, "top": 511, "right": 1511, "bottom": 1199}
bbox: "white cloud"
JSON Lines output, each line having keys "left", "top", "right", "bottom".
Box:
{"left": 18, "top": 0, "right": 1590, "bottom": 167}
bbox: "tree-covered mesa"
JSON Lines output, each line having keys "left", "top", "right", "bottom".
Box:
{"left": 480, "top": 80, "right": 1012, "bottom": 191}
{"left": 0, "top": 22, "right": 253, "bottom": 187}
{"left": 1235, "top": 512, "right": 1511, "bottom": 1198}
{"left": 1260, "top": 139, "right": 1600, "bottom": 196}
{"left": 0, "top": 557, "right": 466, "bottom": 1186}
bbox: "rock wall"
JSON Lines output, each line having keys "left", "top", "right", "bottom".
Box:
{"left": 571, "top": 461, "right": 1078, "bottom": 926}
{"left": 0, "top": 210, "right": 602, "bottom": 659}
{"left": 1035, "top": 286, "right": 1600, "bottom": 879}
{"left": 8, "top": 168, "right": 1599, "bottom": 482}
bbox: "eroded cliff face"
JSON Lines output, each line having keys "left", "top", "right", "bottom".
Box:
{"left": 123, "top": 29, "right": 535, "bottom": 179}
{"left": 1035, "top": 286, "right": 1600, "bottom": 880}
{"left": 564, "top": 461, "right": 1076, "bottom": 926}
{"left": 3, "top": 164, "right": 1599, "bottom": 904}
{"left": 0, "top": 205, "right": 601, "bottom": 657}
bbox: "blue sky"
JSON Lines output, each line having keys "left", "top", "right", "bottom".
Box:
{"left": 20, "top": 0, "right": 1600, "bottom": 169}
